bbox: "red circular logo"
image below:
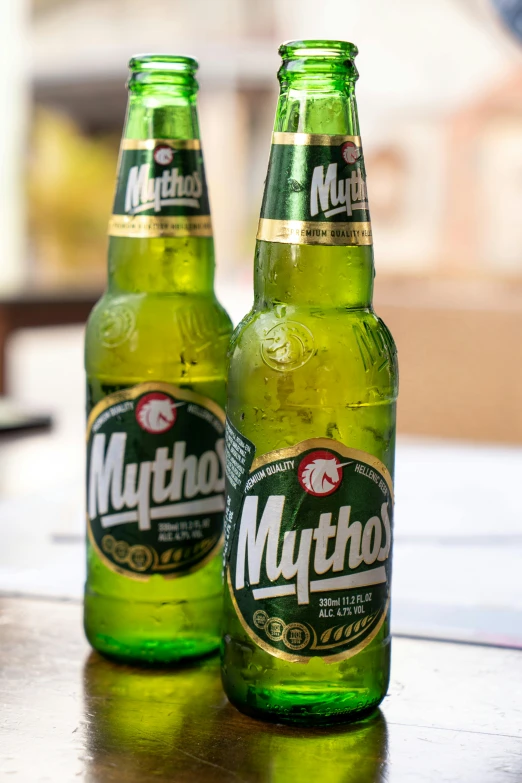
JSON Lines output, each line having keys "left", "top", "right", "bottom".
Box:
{"left": 341, "top": 141, "right": 360, "bottom": 165}
{"left": 135, "top": 393, "right": 179, "bottom": 434}
{"left": 298, "top": 450, "right": 349, "bottom": 497}
{"left": 153, "top": 145, "right": 175, "bottom": 165}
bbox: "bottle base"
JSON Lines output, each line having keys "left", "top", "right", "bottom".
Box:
{"left": 84, "top": 588, "right": 221, "bottom": 665}
{"left": 223, "top": 679, "right": 386, "bottom": 727}
{"left": 86, "top": 630, "right": 220, "bottom": 665}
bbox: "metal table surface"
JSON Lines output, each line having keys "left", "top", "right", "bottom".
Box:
{"left": 0, "top": 595, "right": 521, "bottom": 782}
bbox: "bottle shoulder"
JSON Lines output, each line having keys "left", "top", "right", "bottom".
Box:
{"left": 228, "top": 305, "right": 398, "bottom": 404}
{"left": 86, "top": 290, "right": 233, "bottom": 336}
{"left": 85, "top": 291, "right": 232, "bottom": 382}
{"left": 230, "top": 306, "right": 397, "bottom": 358}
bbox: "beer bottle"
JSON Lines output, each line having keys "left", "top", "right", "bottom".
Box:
{"left": 222, "top": 40, "right": 398, "bottom": 724}
{"left": 84, "top": 55, "right": 232, "bottom": 663}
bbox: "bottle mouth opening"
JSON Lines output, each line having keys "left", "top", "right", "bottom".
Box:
{"left": 279, "top": 39, "right": 358, "bottom": 61}
{"left": 127, "top": 54, "right": 199, "bottom": 91}
{"left": 129, "top": 54, "right": 198, "bottom": 74}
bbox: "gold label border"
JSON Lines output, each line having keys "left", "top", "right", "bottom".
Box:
{"left": 108, "top": 214, "right": 213, "bottom": 239}
{"left": 272, "top": 132, "right": 362, "bottom": 147}
{"left": 251, "top": 437, "right": 394, "bottom": 501}
{"left": 87, "top": 524, "right": 224, "bottom": 583}
{"left": 87, "top": 382, "right": 225, "bottom": 441}
{"left": 120, "top": 138, "right": 201, "bottom": 151}
{"left": 228, "top": 569, "right": 390, "bottom": 664}
{"left": 257, "top": 218, "right": 372, "bottom": 246}
{"left": 228, "top": 436, "right": 393, "bottom": 661}
{"left": 86, "top": 382, "right": 225, "bottom": 582}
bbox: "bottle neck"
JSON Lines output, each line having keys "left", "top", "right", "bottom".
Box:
{"left": 108, "top": 85, "right": 215, "bottom": 296}
{"left": 255, "top": 68, "right": 374, "bottom": 310}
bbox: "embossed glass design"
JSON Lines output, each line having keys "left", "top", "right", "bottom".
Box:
{"left": 84, "top": 55, "right": 232, "bottom": 663}
{"left": 221, "top": 40, "right": 399, "bottom": 724}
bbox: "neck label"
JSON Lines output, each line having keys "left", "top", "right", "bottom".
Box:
{"left": 257, "top": 133, "right": 372, "bottom": 247}
{"left": 109, "top": 139, "right": 212, "bottom": 238}
{"left": 86, "top": 383, "right": 225, "bottom": 579}
{"left": 224, "top": 421, "right": 392, "bottom": 662}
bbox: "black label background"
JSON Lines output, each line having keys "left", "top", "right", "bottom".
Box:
{"left": 260, "top": 139, "right": 371, "bottom": 224}
{"left": 112, "top": 145, "right": 211, "bottom": 218}
{"left": 225, "top": 430, "right": 393, "bottom": 662}
{"left": 87, "top": 384, "right": 225, "bottom": 579}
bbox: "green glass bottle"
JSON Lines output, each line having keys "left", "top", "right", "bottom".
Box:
{"left": 84, "top": 55, "right": 232, "bottom": 663}
{"left": 221, "top": 40, "right": 398, "bottom": 724}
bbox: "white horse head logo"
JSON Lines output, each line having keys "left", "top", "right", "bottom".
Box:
{"left": 154, "top": 145, "right": 174, "bottom": 166}
{"left": 137, "top": 397, "right": 182, "bottom": 433}
{"left": 300, "top": 457, "right": 352, "bottom": 495}
{"left": 341, "top": 142, "right": 360, "bottom": 165}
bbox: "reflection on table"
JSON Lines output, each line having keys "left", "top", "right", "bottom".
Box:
{"left": 84, "top": 653, "right": 388, "bottom": 783}
{"left": 1, "top": 597, "right": 521, "bottom": 782}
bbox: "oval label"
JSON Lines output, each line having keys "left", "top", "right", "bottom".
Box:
{"left": 86, "top": 383, "right": 225, "bottom": 580}
{"left": 225, "top": 428, "right": 393, "bottom": 662}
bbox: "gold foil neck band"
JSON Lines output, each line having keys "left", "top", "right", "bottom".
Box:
{"left": 120, "top": 138, "right": 201, "bottom": 151}
{"left": 272, "top": 132, "right": 362, "bottom": 147}
{"left": 108, "top": 214, "right": 212, "bottom": 239}
{"left": 257, "top": 218, "right": 372, "bottom": 246}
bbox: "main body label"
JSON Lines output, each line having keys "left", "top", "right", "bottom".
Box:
{"left": 225, "top": 423, "right": 392, "bottom": 662}
{"left": 257, "top": 132, "right": 372, "bottom": 247}
{"left": 108, "top": 139, "right": 212, "bottom": 238}
{"left": 87, "top": 383, "right": 225, "bottom": 579}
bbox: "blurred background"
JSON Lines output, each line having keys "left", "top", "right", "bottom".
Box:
{"left": 1, "top": 0, "right": 521, "bottom": 647}
{"left": 4, "top": 0, "right": 522, "bottom": 438}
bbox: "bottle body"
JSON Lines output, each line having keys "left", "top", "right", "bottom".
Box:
{"left": 84, "top": 56, "right": 232, "bottom": 663}
{"left": 221, "top": 41, "right": 398, "bottom": 723}
{"left": 85, "top": 281, "right": 231, "bottom": 663}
